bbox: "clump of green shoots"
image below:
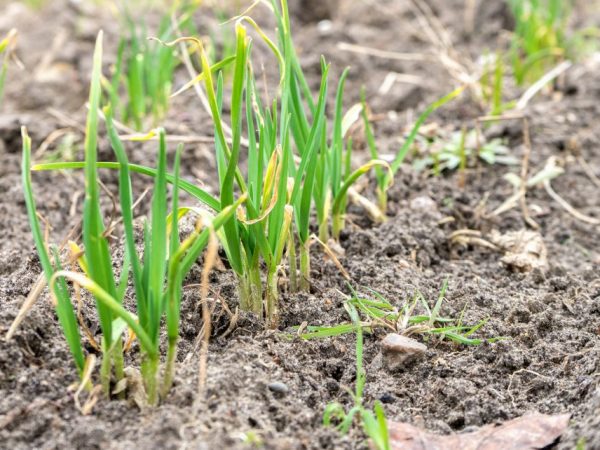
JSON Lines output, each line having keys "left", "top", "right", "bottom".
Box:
{"left": 105, "top": 5, "right": 198, "bottom": 130}
{"left": 155, "top": 0, "right": 387, "bottom": 318}
{"left": 36, "top": 0, "right": 402, "bottom": 326}
{"left": 507, "top": 0, "right": 597, "bottom": 85}
{"left": 323, "top": 303, "right": 391, "bottom": 450}
{"left": 24, "top": 32, "right": 242, "bottom": 404}
{"left": 361, "top": 86, "right": 464, "bottom": 213}
{"left": 413, "top": 127, "right": 518, "bottom": 176}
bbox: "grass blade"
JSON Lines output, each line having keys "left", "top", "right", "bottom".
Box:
{"left": 21, "top": 128, "right": 85, "bottom": 373}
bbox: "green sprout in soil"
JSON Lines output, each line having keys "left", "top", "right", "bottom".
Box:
{"left": 413, "top": 127, "right": 518, "bottom": 176}
{"left": 361, "top": 86, "right": 464, "bottom": 213}
{"left": 23, "top": 32, "right": 242, "bottom": 404}
{"left": 0, "top": 29, "right": 18, "bottom": 106}
{"left": 299, "top": 281, "right": 497, "bottom": 345}
{"left": 480, "top": 52, "right": 516, "bottom": 116}
{"left": 323, "top": 303, "right": 391, "bottom": 450}
{"left": 508, "top": 0, "right": 598, "bottom": 85}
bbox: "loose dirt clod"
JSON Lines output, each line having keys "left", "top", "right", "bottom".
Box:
{"left": 489, "top": 229, "right": 548, "bottom": 272}
{"left": 381, "top": 333, "right": 427, "bottom": 371}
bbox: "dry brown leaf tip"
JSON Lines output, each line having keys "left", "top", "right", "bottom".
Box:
{"left": 388, "top": 412, "right": 570, "bottom": 450}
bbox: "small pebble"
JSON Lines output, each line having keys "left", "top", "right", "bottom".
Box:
{"left": 381, "top": 333, "right": 427, "bottom": 371}
{"left": 317, "top": 19, "right": 333, "bottom": 34}
{"left": 409, "top": 196, "right": 438, "bottom": 213}
{"left": 379, "top": 392, "right": 395, "bottom": 404}
{"left": 268, "top": 381, "right": 289, "bottom": 395}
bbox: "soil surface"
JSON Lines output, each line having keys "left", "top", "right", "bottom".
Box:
{"left": 1, "top": 1, "right": 600, "bottom": 449}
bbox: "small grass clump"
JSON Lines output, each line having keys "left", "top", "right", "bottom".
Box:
{"left": 23, "top": 32, "right": 242, "bottom": 404}
{"left": 108, "top": 18, "right": 177, "bottom": 130}
{"left": 299, "top": 281, "right": 496, "bottom": 345}
{"left": 105, "top": 3, "right": 201, "bottom": 130}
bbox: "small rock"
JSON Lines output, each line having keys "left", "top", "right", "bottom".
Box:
{"left": 381, "top": 333, "right": 427, "bottom": 371}
{"left": 410, "top": 196, "right": 437, "bottom": 213}
{"left": 317, "top": 20, "right": 333, "bottom": 35}
{"left": 268, "top": 381, "right": 289, "bottom": 395}
{"left": 379, "top": 392, "right": 395, "bottom": 404}
{"left": 409, "top": 196, "right": 441, "bottom": 219}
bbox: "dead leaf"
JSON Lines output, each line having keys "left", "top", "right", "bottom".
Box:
{"left": 388, "top": 413, "right": 570, "bottom": 450}
{"left": 123, "top": 366, "right": 148, "bottom": 411}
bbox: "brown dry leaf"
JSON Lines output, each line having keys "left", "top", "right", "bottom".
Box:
{"left": 388, "top": 413, "right": 570, "bottom": 450}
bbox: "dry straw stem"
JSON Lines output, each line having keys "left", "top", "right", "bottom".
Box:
{"left": 516, "top": 60, "right": 572, "bottom": 110}
{"left": 475, "top": 113, "right": 539, "bottom": 229}
{"left": 409, "top": 0, "right": 477, "bottom": 88}
{"left": 519, "top": 117, "right": 539, "bottom": 230}
{"left": 197, "top": 230, "right": 219, "bottom": 400}
{"left": 336, "top": 42, "right": 428, "bottom": 62}
{"left": 542, "top": 157, "right": 600, "bottom": 226}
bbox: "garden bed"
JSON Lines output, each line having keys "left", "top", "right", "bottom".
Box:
{"left": 1, "top": 0, "right": 599, "bottom": 449}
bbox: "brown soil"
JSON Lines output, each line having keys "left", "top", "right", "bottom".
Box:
{"left": 1, "top": 1, "right": 600, "bottom": 449}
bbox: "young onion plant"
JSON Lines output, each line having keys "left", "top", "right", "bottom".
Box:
{"left": 24, "top": 32, "right": 242, "bottom": 404}
{"left": 157, "top": 3, "right": 361, "bottom": 315}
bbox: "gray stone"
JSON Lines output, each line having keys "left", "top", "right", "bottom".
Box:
{"left": 381, "top": 333, "right": 427, "bottom": 371}
{"left": 409, "top": 196, "right": 438, "bottom": 213}
{"left": 268, "top": 382, "right": 289, "bottom": 395}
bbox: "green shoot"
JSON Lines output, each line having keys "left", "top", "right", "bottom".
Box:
{"left": 0, "top": 29, "right": 18, "bottom": 106}
{"left": 322, "top": 303, "right": 391, "bottom": 450}
{"left": 81, "top": 31, "right": 122, "bottom": 394}
{"left": 361, "top": 87, "right": 464, "bottom": 212}
{"left": 480, "top": 53, "right": 515, "bottom": 116}
{"left": 22, "top": 128, "right": 85, "bottom": 374}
